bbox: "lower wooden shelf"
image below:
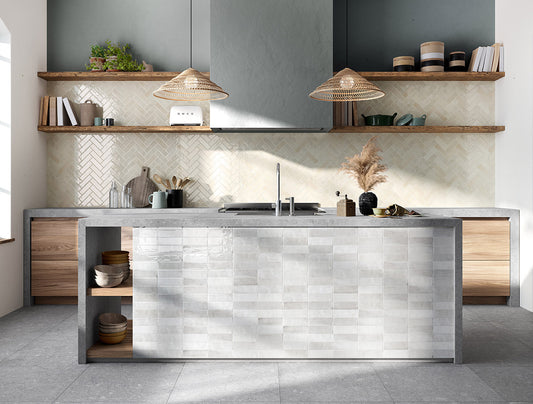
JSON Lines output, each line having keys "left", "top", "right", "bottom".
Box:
{"left": 38, "top": 125, "right": 212, "bottom": 133}
{"left": 87, "top": 320, "right": 133, "bottom": 359}
{"left": 330, "top": 125, "right": 505, "bottom": 133}
{"left": 88, "top": 275, "right": 132, "bottom": 296}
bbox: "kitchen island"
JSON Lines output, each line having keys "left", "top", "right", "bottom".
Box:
{"left": 78, "top": 211, "right": 462, "bottom": 363}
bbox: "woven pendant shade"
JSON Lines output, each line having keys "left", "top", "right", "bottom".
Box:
{"left": 309, "top": 68, "right": 385, "bottom": 102}
{"left": 153, "top": 68, "right": 229, "bottom": 101}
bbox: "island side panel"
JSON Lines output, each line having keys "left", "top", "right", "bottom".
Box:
{"left": 132, "top": 226, "right": 456, "bottom": 360}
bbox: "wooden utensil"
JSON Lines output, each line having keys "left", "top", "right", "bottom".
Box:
{"left": 164, "top": 179, "right": 172, "bottom": 190}
{"left": 172, "top": 176, "right": 178, "bottom": 189}
{"left": 125, "top": 166, "right": 158, "bottom": 208}
{"left": 180, "top": 177, "right": 191, "bottom": 189}
{"left": 153, "top": 174, "right": 165, "bottom": 189}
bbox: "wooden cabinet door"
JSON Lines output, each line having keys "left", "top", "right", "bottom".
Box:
{"left": 31, "top": 218, "right": 79, "bottom": 296}
{"left": 463, "top": 261, "right": 510, "bottom": 296}
{"left": 463, "top": 219, "right": 510, "bottom": 261}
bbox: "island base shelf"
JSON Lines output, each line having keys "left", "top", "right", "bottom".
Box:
{"left": 87, "top": 320, "right": 132, "bottom": 359}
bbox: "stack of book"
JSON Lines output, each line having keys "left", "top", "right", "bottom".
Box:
{"left": 38, "top": 96, "right": 78, "bottom": 126}
{"left": 468, "top": 43, "right": 504, "bottom": 72}
{"left": 333, "top": 101, "right": 357, "bottom": 127}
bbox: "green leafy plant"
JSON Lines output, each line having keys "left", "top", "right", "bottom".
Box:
{"left": 102, "top": 40, "right": 145, "bottom": 72}
{"left": 90, "top": 44, "right": 106, "bottom": 58}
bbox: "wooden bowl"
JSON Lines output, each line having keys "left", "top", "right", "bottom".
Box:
{"left": 98, "top": 313, "right": 127, "bottom": 326}
{"left": 98, "top": 332, "right": 126, "bottom": 344}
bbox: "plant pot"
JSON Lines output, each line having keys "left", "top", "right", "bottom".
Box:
{"left": 89, "top": 57, "right": 105, "bottom": 72}
{"left": 359, "top": 192, "right": 378, "bottom": 215}
{"left": 105, "top": 56, "right": 119, "bottom": 72}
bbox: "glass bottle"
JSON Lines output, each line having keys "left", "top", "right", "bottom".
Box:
{"left": 108, "top": 181, "right": 119, "bottom": 208}
{"left": 122, "top": 185, "right": 133, "bottom": 208}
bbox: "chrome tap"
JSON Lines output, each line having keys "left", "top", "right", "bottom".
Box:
{"left": 275, "top": 163, "right": 282, "bottom": 216}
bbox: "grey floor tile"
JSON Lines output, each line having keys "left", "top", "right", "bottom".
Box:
{"left": 469, "top": 366, "right": 533, "bottom": 402}
{"left": 279, "top": 362, "right": 391, "bottom": 402}
{"left": 0, "top": 352, "right": 87, "bottom": 402}
{"left": 56, "top": 363, "right": 182, "bottom": 403}
{"left": 0, "top": 305, "right": 76, "bottom": 361}
{"left": 169, "top": 362, "right": 280, "bottom": 403}
{"left": 375, "top": 364, "right": 503, "bottom": 402}
{"left": 463, "top": 337, "right": 533, "bottom": 366}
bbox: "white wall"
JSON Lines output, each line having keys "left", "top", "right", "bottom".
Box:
{"left": 0, "top": 0, "right": 47, "bottom": 317}
{"left": 495, "top": 0, "right": 533, "bottom": 311}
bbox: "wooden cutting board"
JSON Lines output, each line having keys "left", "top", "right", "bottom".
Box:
{"left": 125, "top": 166, "right": 158, "bottom": 208}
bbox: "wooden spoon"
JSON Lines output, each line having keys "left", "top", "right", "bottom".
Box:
{"left": 153, "top": 174, "right": 165, "bottom": 189}
{"left": 180, "top": 177, "right": 191, "bottom": 189}
{"left": 164, "top": 179, "right": 172, "bottom": 190}
{"left": 172, "top": 176, "right": 178, "bottom": 190}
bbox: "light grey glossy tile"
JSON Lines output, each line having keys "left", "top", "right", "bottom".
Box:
{"left": 169, "top": 362, "right": 279, "bottom": 403}
{"left": 376, "top": 365, "right": 502, "bottom": 402}
{"left": 56, "top": 363, "right": 182, "bottom": 403}
{"left": 469, "top": 366, "right": 533, "bottom": 402}
{"left": 279, "top": 362, "right": 391, "bottom": 402}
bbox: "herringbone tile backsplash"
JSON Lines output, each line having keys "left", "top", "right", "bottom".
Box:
{"left": 47, "top": 81, "right": 495, "bottom": 208}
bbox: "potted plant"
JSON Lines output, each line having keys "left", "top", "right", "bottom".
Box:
{"left": 341, "top": 136, "right": 387, "bottom": 215}
{"left": 103, "top": 40, "right": 144, "bottom": 72}
{"left": 86, "top": 44, "right": 106, "bottom": 71}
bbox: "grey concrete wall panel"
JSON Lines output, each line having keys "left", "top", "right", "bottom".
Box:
{"left": 47, "top": 0, "right": 210, "bottom": 72}
{"left": 210, "top": 0, "right": 333, "bottom": 130}
{"left": 337, "top": 0, "right": 495, "bottom": 71}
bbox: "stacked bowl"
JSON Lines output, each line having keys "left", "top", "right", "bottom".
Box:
{"left": 102, "top": 250, "right": 130, "bottom": 281}
{"left": 94, "top": 265, "right": 123, "bottom": 288}
{"left": 98, "top": 313, "right": 127, "bottom": 344}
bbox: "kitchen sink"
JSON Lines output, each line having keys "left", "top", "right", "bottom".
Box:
{"left": 218, "top": 202, "right": 324, "bottom": 215}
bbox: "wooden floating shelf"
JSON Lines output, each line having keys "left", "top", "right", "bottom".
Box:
{"left": 330, "top": 126, "right": 505, "bottom": 134}
{"left": 38, "top": 71, "right": 504, "bottom": 82}
{"left": 87, "top": 320, "right": 132, "bottom": 359}
{"left": 38, "top": 125, "right": 212, "bottom": 133}
{"left": 88, "top": 276, "right": 132, "bottom": 297}
{"left": 358, "top": 71, "right": 505, "bottom": 81}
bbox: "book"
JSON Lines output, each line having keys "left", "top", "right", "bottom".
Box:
{"left": 499, "top": 44, "right": 504, "bottom": 72}
{"left": 38, "top": 97, "right": 44, "bottom": 126}
{"left": 57, "top": 96, "right": 64, "bottom": 126}
{"left": 473, "top": 47, "right": 485, "bottom": 72}
{"left": 491, "top": 43, "right": 501, "bottom": 72}
{"left": 468, "top": 47, "right": 479, "bottom": 72}
{"left": 42, "top": 96, "right": 50, "bottom": 126}
{"left": 347, "top": 101, "right": 353, "bottom": 126}
{"left": 49, "top": 97, "right": 57, "bottom": 126}
{"left": 482, "top": 46, "right": 494, "bottom": 72}
{"left": 340, "top": 101, "right": 346, "bottom": 126}
{"left": 63, "top": 97, "right": 78, "bottom": 126}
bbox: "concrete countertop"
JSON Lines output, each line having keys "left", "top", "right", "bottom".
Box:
{"left": 78, "top": 211, "right": 461, "bottom": 228}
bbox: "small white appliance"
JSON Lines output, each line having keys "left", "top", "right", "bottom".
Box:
{"left": 169, "top": 106, "right": 203, "bottom": 126}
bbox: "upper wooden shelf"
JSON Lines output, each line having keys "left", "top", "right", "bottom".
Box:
{"left": 37, "top": 71, "right": 208, "bottom": 81}
{"left": 331, "top": 126, "right": 505, "bottom": 133}
{"left": 88, "top": 276, "right": 132, "bottom": 296}
{"left": 357, "top": 72, "right": 505, "bottom": 81}
{"left": 37, "top": 71, "right": 504, "bottom": 82}
{"left": 38, "top": 125, "right": 212, "bottom": 133}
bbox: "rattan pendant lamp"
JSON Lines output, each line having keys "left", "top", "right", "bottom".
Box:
{"left": 153, "top": 0, "right": 228, "bottom": 101}
{"left": 309, "top": 2, "right": 384, "bottom": 102}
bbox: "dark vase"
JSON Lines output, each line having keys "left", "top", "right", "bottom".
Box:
{"left": 359, "top": 192, "right": 378, "bottom": 215}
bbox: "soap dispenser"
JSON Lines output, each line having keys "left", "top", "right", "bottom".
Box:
{"left": 336, "top": 191, "right": 356, "bottom": 216}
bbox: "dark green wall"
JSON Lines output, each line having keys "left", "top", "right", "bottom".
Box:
{"left": 334, "top": 0, "right": 495, "bottom": 71}
{"left": 47, "top": 0, "right": 210, "bottom": 72}
{"left": 48, "top": 0, "right": 495, "bottom": 73}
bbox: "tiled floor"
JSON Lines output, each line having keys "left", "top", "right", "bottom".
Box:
{"left": 0, "top": 305, "right": 532, "bottom": 403}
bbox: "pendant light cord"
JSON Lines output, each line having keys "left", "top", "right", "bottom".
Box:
{"left": 190, "top": 0, "right": 193, "bottom": 68}
{"left": 345, "top": 0, "right": 348, "bottom": 68}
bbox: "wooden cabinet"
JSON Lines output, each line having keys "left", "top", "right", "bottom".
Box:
{"left": 30, "top": 217, "right": 132, "bottom": 300}
{"left": 31, "top": 218, "right": 78, "bottom": 296}
{"left": 461, "top": 218, "right": 510, "bottom": 302}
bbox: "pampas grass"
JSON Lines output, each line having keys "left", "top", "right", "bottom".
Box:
{"left": 341, "top": 136, "right": 387, "bottom": 192}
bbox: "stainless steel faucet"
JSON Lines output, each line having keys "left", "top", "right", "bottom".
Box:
{"left": 275, "top": 163, "right": 282, "bottom": 216}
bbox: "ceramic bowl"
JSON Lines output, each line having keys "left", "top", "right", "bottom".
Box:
{"left": 95, "top": 276, "right": 123, "bottom": 288}
{"left": 98, "top": 313, "right": 127, "bottom": 326}
{"left": 98, "top": 324, "right": 127, "bottom": 333}
{"left": 98, "top": 332, "right": 126, "bottom": 344}
{"left": 94, "top": 265, "right": 123, "bottom": 276}
{"left": 98, "top": 329, "right": 127, "bottom": 337}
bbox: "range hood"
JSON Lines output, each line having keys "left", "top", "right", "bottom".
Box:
{"left": 210, "top": 0, "right": 333, "bottom": 132}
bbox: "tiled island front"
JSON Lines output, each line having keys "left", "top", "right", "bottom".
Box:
{"left": 78, "top": 213, "right": 462, "bottom": 363}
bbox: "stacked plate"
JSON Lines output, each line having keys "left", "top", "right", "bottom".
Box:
{"left": 98, "top": 313, "right": 127, "bottom": 344}
{"left": 94, "top": 265, "right": 124, "bottom": 288}
{"left": 102, "top": 250, "right": 130, "bottom": 281}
